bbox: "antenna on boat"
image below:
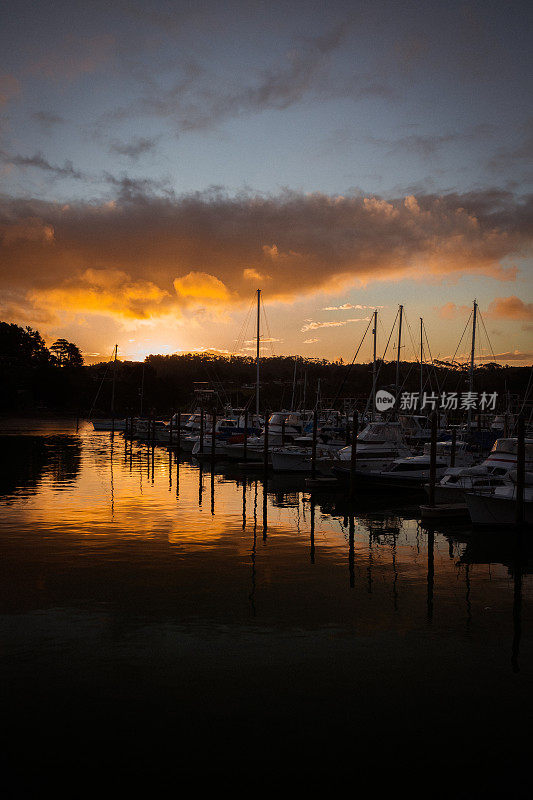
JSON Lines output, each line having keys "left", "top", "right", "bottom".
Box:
{"left": 256, "top": 289, "right": 261, "bottom": 417}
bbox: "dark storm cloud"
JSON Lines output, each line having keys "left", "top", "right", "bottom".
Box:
{"left": 103, "top": 20, "right": 390, "bottom": 133}
{"left": 366, "top": 125, "right": 496, "bottom": 158}
{"left": 0, "top": 150, "right": 86, "bottom": 180}
{"left": 1, "top": 147, "right": 170, "bottom": 197}
{"left": 108, "top": 136, "right": 160, "bottom": 159}
{"left": 0, "top": 187, "right": 531, "bottom": 326}
{"left": 32, "top": 111, "right": 66, "bottom": 129}
{"left": 102, "top": 172, "right": 175, "bottom": 200}
{"left": 488, "top": 118, "right": 533, "bottom": 176}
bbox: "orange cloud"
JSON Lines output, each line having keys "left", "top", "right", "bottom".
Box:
{"left": 28, "top": 269, "right": 170, "bottom": 322}
{"left": 0, "top": 188, "right": 531, "bottom": 330}
{"left": 0, "top": 217, "right": 54, "bottom": 244}
{"left": 173, "top": 271, "right": 230, "bottom": 302}
{"left": 476, "top": 350, "right": 533, "bottom": 363}
{"left": 485, "top": 295, "right": 533, "bottom": 321}
{"left": 436, "top": 302, "right": 470, "bottom": 320}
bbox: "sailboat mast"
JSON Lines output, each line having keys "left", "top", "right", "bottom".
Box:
{"left": 256, "top": 289, "right": 261, "bottom": 417}
{"left": 371, "top": 309, "right": 378, "bottom": 419}
{"left": 291, "top": 356, "right": 298, "bottom": 411}
{"left": 420, "top": 317, "right": 424, "bottom": 400}
{"left": 111, "top": 344, "right": 118, "bottom": 417}
{"left": 140, "top": 362, "right": 145, "bottom": 418}
{"left": 395, "top": 305, "right": 403, "bottom": 398}
{"left": 468, "top": 300, "right": 477, "bottom": 427}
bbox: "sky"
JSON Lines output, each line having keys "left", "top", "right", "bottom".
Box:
{"left": 0, "top": 0, "right": 532, "bottom": 365}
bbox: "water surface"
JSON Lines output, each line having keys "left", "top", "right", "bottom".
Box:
{"left": 0, "top": 420, "right": 530, "bottom": 795}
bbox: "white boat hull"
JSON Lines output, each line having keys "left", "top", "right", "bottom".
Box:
{"left": 465, "top": 492, "right": 533, "bottom": 526}
{"left": 92, "top": 419, "right": 126, "bottom": 431}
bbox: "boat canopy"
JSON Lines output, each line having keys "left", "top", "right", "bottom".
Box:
{"left": 423, "top": 440, "right": 467, "bottom": 455}
{"left": 358, "top": 422, "right": 405, "bottom": 443}
{"left": 491, "top": 438, "right": 533, "bottom": 456}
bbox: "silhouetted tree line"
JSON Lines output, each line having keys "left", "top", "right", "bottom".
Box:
{"left": 0, "top": 321, "right": 531, "bottom": 415}
{"left": 0, "top": 322, "right": 84, "bottom": 412}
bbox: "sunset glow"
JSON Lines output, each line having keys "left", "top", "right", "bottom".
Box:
{"left": 0, "top": 1, "right": 531, "bottom": 365}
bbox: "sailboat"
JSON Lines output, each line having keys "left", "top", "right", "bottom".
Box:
{"left": 91, "top": 345, "right": 126, "bottom": 431}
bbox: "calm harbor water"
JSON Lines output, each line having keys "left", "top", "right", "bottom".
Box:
{"left": 0, "top": 419, "right": 531, "bottom": 794}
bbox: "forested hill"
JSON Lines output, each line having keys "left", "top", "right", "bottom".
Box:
{"left": 0, "top": 321, "right": 531, "bottom": 415}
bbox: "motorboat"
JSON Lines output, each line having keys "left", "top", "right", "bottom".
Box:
{"left": 131, "top": 418, "right": 168, "bottom": 440}
{"left": 271, "top": 443, "right": 341, "bottom": 473}
{"left": 428, "top": 437, "right": 533, "bottom": 504}
{"left": 339, "top": 440, "right": 476, "bottom": 490}
{"left": 465, "top": 470, "right": 533, "bottom": 526}
{"left": 330, "top": 421, "right": 412, "bottom": 481}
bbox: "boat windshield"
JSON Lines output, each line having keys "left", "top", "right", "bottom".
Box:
{"left": 358, "top": 423, "right": 405, "bottom": 442}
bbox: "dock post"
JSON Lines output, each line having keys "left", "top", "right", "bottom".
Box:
{"left": 516, "top": 415, "right": 525, "bottom": 527}
{"left": 200, "top": 408, "right": 204, "bottom": 455}
{"left": 349, "top": 515, "right": 355, "bottom": 588}
{"left": 310, "top": 491, "right": 315, "bottom": 563}
{"left": 428, "top": 412, "right": 438, "bottom": 507}
{"left": 243, "top": 409, "right": 248, "bottom": 461}
{"left": 349, "top": 410, "right": 358, "bottom": 501}
{"left": 169, "top": 410, "right": 173, "bottom": 448}
{"left": 311, "top": 409, "right": 318, "bottom": 480}
{"left": 450, "top": 427, "right": 457, "bottom": 468}
{"left": 281, "top": 416, "right": 286, "bottom": 445}
{"left": 211, "top": 409, "right": 216, "bottom": 462}
{"left": 263, "top": 411, "right": 269, "bottom": 475}
{"left": 177, "top": 411, "right": 181, "bottom": 452}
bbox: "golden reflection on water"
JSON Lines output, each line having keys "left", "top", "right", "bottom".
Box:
{"left": 0, "top": 421, "right": 529, "bottom": 642}
{"left": 0, "top": 420, "right": 530, "bottom": 793}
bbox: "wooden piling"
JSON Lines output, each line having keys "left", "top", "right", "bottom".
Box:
{"left": 349, "top": 515, "right": 355, "bottom": 588}
{"left": 200, "top": 408, "right": 204, "bottom": 455}
{"left": 310, "top": 491, "right": 315, "bottom": 564}
{"left": 169, "top": 410, "right": 173, "bottom": 447}
{"left": 428, "top": 412, "right": 438, "bottom": 507}
{"left": 516, "top": 415, "right": 525, "bottom": 527}
{"left": 311, "top": 409, "right": 318, "bottom": 480}
{"left": 243, "top": 409, "right": 248, "bottom": 461}
{"left": 263, "top": 411, "right": 269, "bottom": 475}
{"left": 211, "top": 409, "right": 216, "bottom": 461}
{"left": 177, "top": 411, "right": 181, "bottom": 452}
{"left": 450, "top": 427, "right": 457, "bottom": 468}
{"left": 349, "top": 411, "right": 358, "bottom": 501}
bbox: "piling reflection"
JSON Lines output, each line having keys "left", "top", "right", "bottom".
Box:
{"left": 1, "top": 421, "right": 531, "bottom": 793}
{"left": 0, "top": 424, "right": 530, "bottom": 659}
